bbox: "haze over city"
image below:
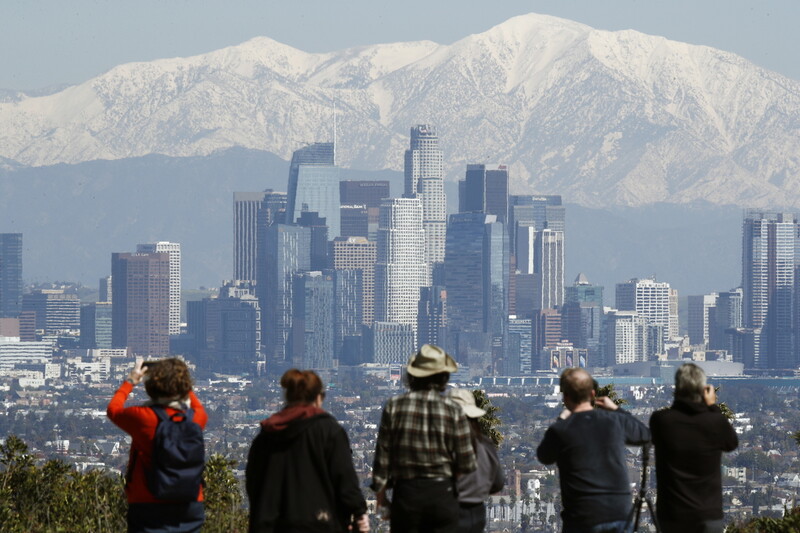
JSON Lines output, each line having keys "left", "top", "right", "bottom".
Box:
{"left": 1, "top": 2, "right": 800, "bottom": 531}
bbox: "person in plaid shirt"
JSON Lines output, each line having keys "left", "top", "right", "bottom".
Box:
{"left": 372, "top": 344, "right": 477, "bottom": 532}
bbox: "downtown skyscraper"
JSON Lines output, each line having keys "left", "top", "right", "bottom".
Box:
{"left": 137, "top": 242, "right": 181, "bottom": 336}
{"left": 742, "top": 210, "right": 799, "bottom": 368}
{"left": 404, "top": 125, "right": 446, "bottom": 271}
{"left": 374, "top": 197, "right": 428, "bottom": 340}
{"left": 0, "top": 233, "right": 22, "bottom": 318}
{"left": 286, "top": 142, "right": 340, "bottom": 238}
{"left": 111, "top": 251, "right": 170, "bottom": 357}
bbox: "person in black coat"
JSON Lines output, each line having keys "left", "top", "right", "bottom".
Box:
{"left": 246, "top": 369, "right": 368, "bottom": 533}
{"left": 650, "top": 363, "right": 738, "bottom": 533}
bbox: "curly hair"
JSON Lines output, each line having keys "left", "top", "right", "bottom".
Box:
{"left": 144, "top": 358, "right": 193, "bottom": 400}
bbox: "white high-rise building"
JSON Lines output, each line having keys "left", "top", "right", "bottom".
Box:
{"left": 615, "top": 278, "right": 673, "bottom": 343}
{"left": 137, "top": 242, "right": 181, "bottom": 336}
{"left": 374, "top": 198, "right": 428, "bottom": 340}
{"left": 404, "top": 125, "right": 446, "bottom": 271}
{"left": 604, "top": 309, "right": 648, "bottom": 364}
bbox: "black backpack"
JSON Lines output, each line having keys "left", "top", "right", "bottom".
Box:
{"left": 147, "top": 405, "right": 206, "bottom": 501}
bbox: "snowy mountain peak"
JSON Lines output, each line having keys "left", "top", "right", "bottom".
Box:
{"left": 2, "top": 12, "right": 800, "bottom": 208}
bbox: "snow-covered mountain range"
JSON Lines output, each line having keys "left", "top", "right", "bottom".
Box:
{"left": 2, "top": 13, "right": 800, "bottom": 208}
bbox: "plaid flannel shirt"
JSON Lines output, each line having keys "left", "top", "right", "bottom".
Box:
{"left": 371, "top": 389, "right": 477, "bottom": 493}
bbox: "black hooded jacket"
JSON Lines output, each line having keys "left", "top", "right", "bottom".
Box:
{"left": 246, "top": 409, "right": 367, "bottom": 533}
{"left": 650, "top": 399, "right": 738, "bottom": 524}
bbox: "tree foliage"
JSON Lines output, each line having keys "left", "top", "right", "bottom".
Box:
{"left": 726, "top": 506, "right": 800, "bottom": 532}
{"left": 0, "top": 435, "right": 248, "bottom": 533}
{"left": 472, "top": 389, "right": 504, "bottom": 447}
{"left": 595, "top": 382, "right": 627, "bottom": 406}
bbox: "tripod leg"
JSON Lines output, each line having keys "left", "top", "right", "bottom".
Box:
{"left": 644, "top": 497, "right": 660, "bottom": 533}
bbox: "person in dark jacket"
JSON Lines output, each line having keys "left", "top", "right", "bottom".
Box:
{"left": 246, "top": 369, "right": 368, "bottom": 533}
{"left": 536, "top": 367, "right": 650, "bottom": 533}
{"left": 448, "top": 388, "right": 504, "bottom": 533}
{"left": 650, "top": 363, "right": 738, "bottom": 533}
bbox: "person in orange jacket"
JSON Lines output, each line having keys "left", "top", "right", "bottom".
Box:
{"left": 107, "top": 358, "right": 208, "bottom": 533}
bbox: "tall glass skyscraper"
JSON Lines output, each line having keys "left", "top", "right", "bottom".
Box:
{"left": 286, "top": 143, "right": 340, "bottom": 238}
{"left": 460, "top": 164, "right": 509, "bottom": 224}
{"left": 291, "top": 271, "right": 334, "bottom": 369}
{"left": 445, "top": 213, "right": 508, "bottom": 344}
{"left": 404, "top": 125, "right": 446, "bottom": 269}
{"left": 261, "top": 224, "right": 311, "bottom": 364}
{"left": 374, "top": 198, "right": 427, "bottom": 340}
{"left": 0, "top": 233, "right": 22, "bottom": 318}
{"left": 233, "top": 190, "right": 286, "bottom": 282}
{"left": 742, "top": 210, "right": 799, "bottom": 368}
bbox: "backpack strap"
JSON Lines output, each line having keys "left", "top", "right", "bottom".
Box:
{"left": 150, "top": 404, "right": 194, "bottom": 423}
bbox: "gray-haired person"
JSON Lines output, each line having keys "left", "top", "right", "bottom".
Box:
{"left": 372, "top": 345, "right": 477, "bottom": 533}
{"left": 649, "top": 363, "right": 738, "bottom": 533}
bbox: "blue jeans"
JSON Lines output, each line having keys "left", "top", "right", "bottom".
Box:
{"left": 563, "top": 520, "right": 632, "bottom": 533}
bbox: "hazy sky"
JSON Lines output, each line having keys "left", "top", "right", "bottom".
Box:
{"left": 2, "top": 0, "right": 797, "bottom": 91}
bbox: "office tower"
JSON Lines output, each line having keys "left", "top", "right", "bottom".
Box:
{"left": 371, "top": 322, "right": 415, "bottom": 364}
{"left": 507, "top": 316, "right": 533, "bottom": 374}
{"left": 340, "top": 180, "right": 389, "bottom": 242}
{"left": 340, "top": 205, "right": 370, "bottom": 239}
{"left": 688, "top": 293, "right": 718, "bottom": 346}
{"left": 137, "top": 242, "right": 181, "bottom": 336}
{"left": 296, "top": 211, "right": 329, "bottom": 271}
{"left": 445, "top": 212, "right": 509, "bottom": 372}
{"left": 709, "top": 288, "right": 743, "bottom": 352}
{"left": 0, "top": 233, "right": 22, "bottom": 318}
{"left": 21, "top": 290, "right": 81, "bottom": 333}
{"left": 616, "top": 278, "right": 673, "bottom": 344}
{"left": 187, "top": 281, "right": 261, "bottom": 374}
{"left": 532, "top": 308, "right": 562, "bottom": 368}
{"left": 418, "top": 286, "right": 447, "bottom": 348}
{"left": 330, "top": 237, "right": 377, "bottom": 326}
{"left": 603, "top": 310, "right": 648, "bottom": 365}
{"left": 374, "top": 198, "right": 427, "bottom": 338}
{"left": 514, "top": 273, "right": 537, "bottom": 319}
{"left": 289, "top": 271, "right": 334, "bottom": 369}
{"left": 562, "top": 274, "right": 604, "bottom": 363}
{"left": 286, "top": 143, "right": 340, "bottom": 238}
{"left": 742, "top": 210, "right": 798, "bottom": 368}
{"left": 340, "top": 180, "right": 390, "bottom": 207}
{"left": 261, "top": 224, "right": 311, "bottom": 363}
{"left": 99, "top": 276, "right": 112, "bottom": 303}
{"left": 533, "top": 229, "right": 565, "bottom": 310}
{"left": 331, "top": 269, "right": 362, "bottom": 361}
{"left": 111, "top": 252, "right": 170, "bottom": 356}
{"left": 18, "top": 311, "right": 35, "bottom": 341}
{"left": 509, "top": 195, "right": 564, "bottom": 253}
{"left": 460, "top": 164, "right": 509, "bottom": 224}
{"left": 404, "top": 125, "right": 446, "bottom": 267}
{"left": 234, "top": 190, "right": 287, "bottom": 282}
{"left": 80, "top": 302, "right": 113, "bottom": 349}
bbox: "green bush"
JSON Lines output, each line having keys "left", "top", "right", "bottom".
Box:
{"left": 726, "top": 507, "right": 800, "bottom": 533}
{"left": 0, "top": 435, "right": 248, "bottom": 533}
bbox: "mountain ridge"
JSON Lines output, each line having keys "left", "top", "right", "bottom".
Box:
{"left": 2, "top": 12, "right": 800, "bottom": 208}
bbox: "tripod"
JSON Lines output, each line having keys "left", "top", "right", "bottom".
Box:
{"left": 627, "top": 444, "right": 660, "bottom": 532}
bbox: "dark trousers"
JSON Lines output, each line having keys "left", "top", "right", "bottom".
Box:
{"left": 127, "top": 502, "right": 205, "bottom": 533}
{"left": 391, "top": 478, "right": 458, "bottom": 533}
{"left": 458, "top": 502, "right": 486, "bottom": 533}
